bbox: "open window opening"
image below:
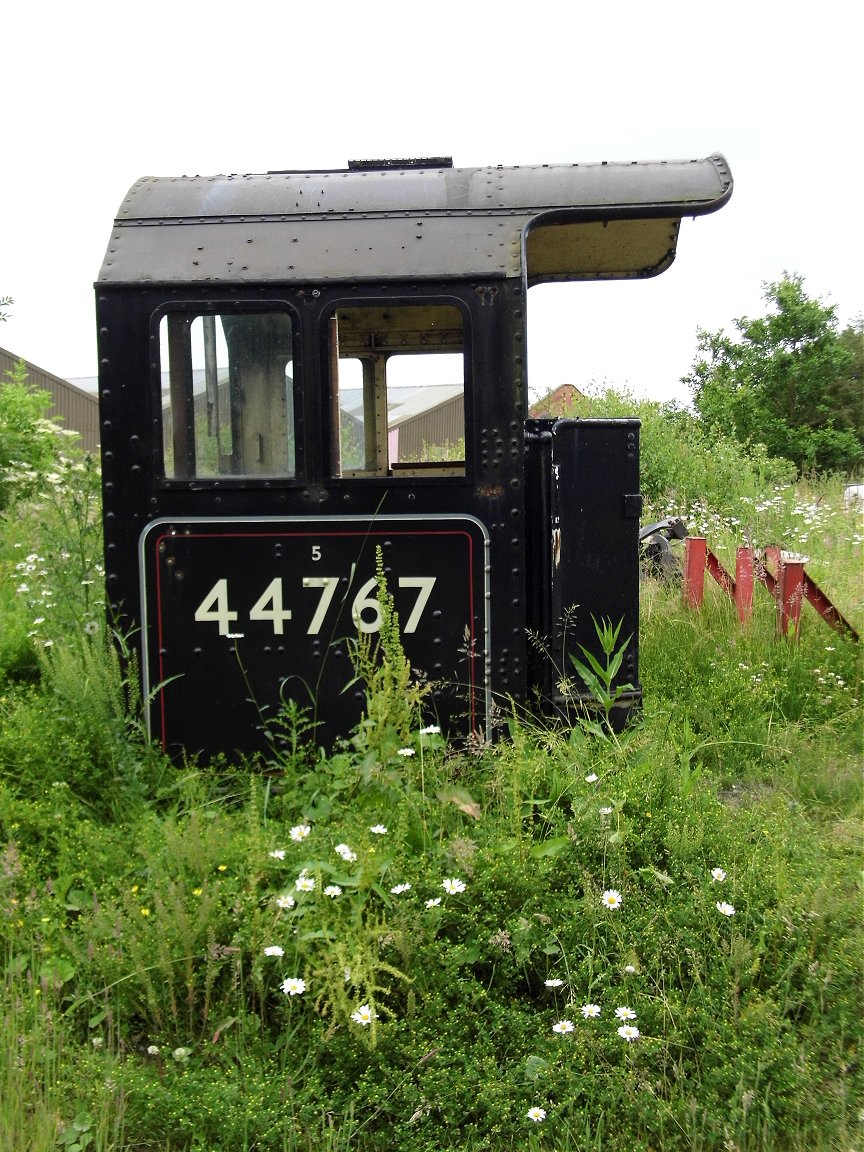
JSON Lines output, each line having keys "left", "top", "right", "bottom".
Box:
{"left": 329, "top": 303, "right": 466, "bottom": 478}
{"left": 160, "top": 311, "right": 296, "bottom": 479}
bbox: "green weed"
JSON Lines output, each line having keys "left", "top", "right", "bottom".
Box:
{"left": 0, "top": 447, "right": 861, "bottom": 1149}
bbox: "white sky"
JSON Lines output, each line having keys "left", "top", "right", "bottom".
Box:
{"left": 2, "top": 1, "right": 861, "bottom": 407}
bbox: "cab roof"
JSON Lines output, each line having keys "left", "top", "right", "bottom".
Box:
{"left": 97, "top": 154, "right": 732, "bottom": 287}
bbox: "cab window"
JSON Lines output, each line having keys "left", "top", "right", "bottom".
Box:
{"left": 160, "top": 310, "right": 296, "bottom": 479}
{"left": 328, "top": 303, "right": 466, "bottom": 478}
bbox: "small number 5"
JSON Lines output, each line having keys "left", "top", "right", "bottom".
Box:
{"left": 311, "top": 545, "right": 321, "bottom": 562}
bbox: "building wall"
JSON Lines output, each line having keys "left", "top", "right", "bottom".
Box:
{"left": 529, "top": 383, "right": 584, "bottom": 419}
{"left": 397, "top": 396, "right": 465, "bottom": 461}
{"left": 0, "top": 347, "right": 100, "bottom": 454}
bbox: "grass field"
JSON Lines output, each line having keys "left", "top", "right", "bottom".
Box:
{"left": 0, "top": 459, "right": 861, "bottom": 1151}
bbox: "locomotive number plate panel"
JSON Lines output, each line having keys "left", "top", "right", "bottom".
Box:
{"left": 139, "top": 515, "right": 490, "bottom": 757}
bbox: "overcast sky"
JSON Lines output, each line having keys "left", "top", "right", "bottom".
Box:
{"left": 2, "top": 1, "right": 860, "bottom": 406}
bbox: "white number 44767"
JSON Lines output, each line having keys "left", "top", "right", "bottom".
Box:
{"left": 194, "top": 575, "right": 436, "bottom": 637}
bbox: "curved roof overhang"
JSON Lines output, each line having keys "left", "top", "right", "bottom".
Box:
{"left": 97, "top": 155, "right": 732, "bottom": 287}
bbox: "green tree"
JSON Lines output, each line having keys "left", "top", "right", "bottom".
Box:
{"left": 0, "top": 295, "right": 12, "bottom": 323}
{"left": 834, "top": 317, "right": 864, "bottom": 453}
{"left": 684, "top": 274, "right": 863, "bottom": 474}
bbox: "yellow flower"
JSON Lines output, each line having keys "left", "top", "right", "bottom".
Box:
{"left": 192, "top": 888, "right": 202, "bottom": 896}
{"left": 140, "top": 907, "right": 151, "bottom": 917}
{"left": 217, "top": 865, "right": 227, "bottom": 872}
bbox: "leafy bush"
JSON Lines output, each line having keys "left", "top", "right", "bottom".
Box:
{"left": 1, "top": 362, "right": 62, "bottom": 512}
{"left": 568, "top": 386, "right": 796, "bottom": 519}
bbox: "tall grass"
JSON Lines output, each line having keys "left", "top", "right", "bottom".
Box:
{"left": 0, "top": 447, "right": 861, "bottom": 1150}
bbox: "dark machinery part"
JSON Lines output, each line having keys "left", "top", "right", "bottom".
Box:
{"left": 639, "top": 517, "right": 688, "bottom": 582}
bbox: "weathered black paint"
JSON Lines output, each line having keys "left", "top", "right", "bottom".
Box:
{"left": 96, "top": 157, "right": 733, "bottom": 760}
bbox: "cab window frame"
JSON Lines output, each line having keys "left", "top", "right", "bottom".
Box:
{"left": 153, "top": 299, "right": 302, "bottom": 486}
{"left": 323, "top": 295, "right": 471, "bottom": 482}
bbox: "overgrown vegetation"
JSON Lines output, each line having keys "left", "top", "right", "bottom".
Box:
{"left": 0, "top": 362, "right": 862, "bottom": 1150}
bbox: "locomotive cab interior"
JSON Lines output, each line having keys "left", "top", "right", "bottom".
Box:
{"left": 328, "top": 302, "right": 466, "bottom": 479}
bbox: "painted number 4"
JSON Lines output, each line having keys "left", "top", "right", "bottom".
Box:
{"left": 193, "top": 578, "right": 238, "bottom": 635}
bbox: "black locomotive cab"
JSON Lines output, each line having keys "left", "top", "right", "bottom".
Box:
{"left": 96, "top": 154, "right": 733, "bottom": 760}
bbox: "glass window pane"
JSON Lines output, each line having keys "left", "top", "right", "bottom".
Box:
{"left": 161, "top": 311, "right": 295, "bottom": 479}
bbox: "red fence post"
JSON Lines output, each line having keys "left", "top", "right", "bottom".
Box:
{"left": 777, "top": 557, "right": 805, "bottom": 638}
{"left": 735, "top": 547, "right": 754, "bottom": 623}
{"left": 683, "top": 537, "right": 706, "bottom": 608}
{"left": 765, "top": 545, "right": 781, "bottom": 573}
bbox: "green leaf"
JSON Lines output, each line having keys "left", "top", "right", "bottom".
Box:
{"left": 436, "top": 787, "right": 482, "bottom": 820}
{"left": 524, "top": 1054, "right": 549, "bottom": 1082}
{"left": 211, "top": 1016, "right": 238, "bottom": 1043}
{"left": 39, "top": 956, "right": 76, "bottom": 986}
{"left": 530, "top": 836, "right": 570, "bottom": 859}
{"left": 639, "top": 866, "right": 674, "bottom": 888}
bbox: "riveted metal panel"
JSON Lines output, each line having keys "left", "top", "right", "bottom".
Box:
{"left": 98, "top": 215, "right": 522, "bottom": 283}
{"left": 98, "top": 155, "right": 732, "bottom": 286}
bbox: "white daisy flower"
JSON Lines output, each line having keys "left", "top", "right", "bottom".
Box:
{"left": 442, "top": 877, "right": 466, "bottom": 894}
{"left": 351, "top": 1003, "right": 376, "bottom": 1026}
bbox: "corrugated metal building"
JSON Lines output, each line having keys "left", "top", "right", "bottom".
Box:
{"left": 0, "top": 347, "right": 100, "bottom": 454}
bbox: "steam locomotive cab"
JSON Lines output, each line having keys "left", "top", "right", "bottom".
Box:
{"left": 96, "top": 156, "right": 732, "bottom": 760}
